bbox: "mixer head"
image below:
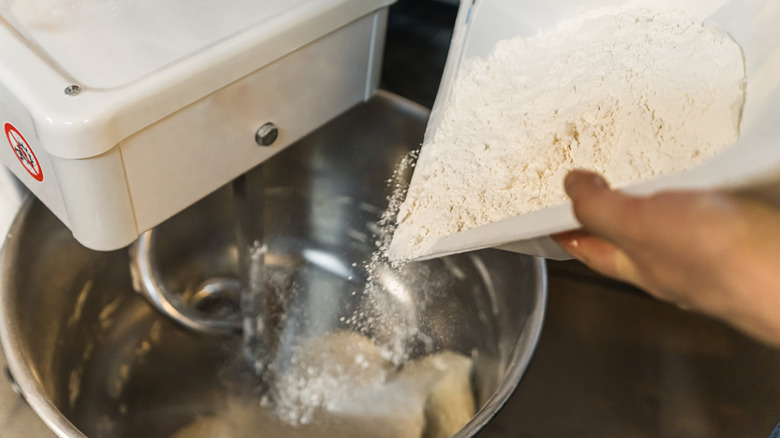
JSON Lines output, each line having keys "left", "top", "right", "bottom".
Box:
{"left": 0, "top": 0, "right": 393, "bottom": 250}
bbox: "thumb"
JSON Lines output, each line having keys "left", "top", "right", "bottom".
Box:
{"left": 564, "top": 170, "right": 643, "bottom": 243}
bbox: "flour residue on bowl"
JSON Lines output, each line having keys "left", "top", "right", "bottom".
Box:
{"left": 389, "top": 6, "right": 746, "bottom": 261}
{"left": 228, "top": 149, "right": 479, "bottom": 437}
{"left": 264, "top": 151, "right": 477, "bottom": 436}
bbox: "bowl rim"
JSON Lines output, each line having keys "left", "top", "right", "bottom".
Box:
{"left": 455, "top": 256, "right": 547, "bottom": 438}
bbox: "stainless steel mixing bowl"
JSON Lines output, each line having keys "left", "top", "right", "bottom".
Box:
{"left": 0, "top": 92, "right": 546, "bottom": 438}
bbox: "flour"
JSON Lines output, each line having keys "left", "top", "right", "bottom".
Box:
{"left": 220, "top": 331, "right": 475, "bottom": 438}
{"left": 175, "top": 347, "right": 474, "bottom": 438}
{"left": 389, "top": 6, "right": 746, "bottom": 261}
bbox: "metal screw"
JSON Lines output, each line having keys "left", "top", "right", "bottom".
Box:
{"left": 255, "top": 122, "right": 278, "bottom": 146}
{"left": 64, "top": 85, "right": 81, "bottom": 96}
{"left": 4, "top": 366, "right": 24, "bottom": 401}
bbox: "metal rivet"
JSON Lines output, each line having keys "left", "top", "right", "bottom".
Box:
{"left": 64, "top": 85, "right": 81, "bottom": 96}
{"left": 255, "top": 123, "right": 278, "bottom": 146}
{"left": 4, "top": 367, "right": 23, "bottom": 399}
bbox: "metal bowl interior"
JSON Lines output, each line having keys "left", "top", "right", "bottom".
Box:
{"left": 0, "top": 92, "right": 546, "bottom": 438}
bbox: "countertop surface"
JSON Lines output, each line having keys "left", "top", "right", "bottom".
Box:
{"left": 2, "top": 1, "right": 780, "bottom": 437}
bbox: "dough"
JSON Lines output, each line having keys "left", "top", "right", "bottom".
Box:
{"left": 173, "top": 332, "right": 477, "bottom": 438}
{"left": 394, "top": 352, "right": 476, "bottom": 438}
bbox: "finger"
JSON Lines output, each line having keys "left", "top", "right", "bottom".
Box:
{"left": 552, "top": 229, "right": 642, "bottom": 286}
{"left": 563, "top": 170, "right": 643, "bottom": 243}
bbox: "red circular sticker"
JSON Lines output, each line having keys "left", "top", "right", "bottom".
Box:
{"left": 4, "top": 122, "right": 43, "bottom": 182}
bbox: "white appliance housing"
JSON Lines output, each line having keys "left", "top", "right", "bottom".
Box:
{"left": 0, "top": 0, "right": 394, "bottom": 250}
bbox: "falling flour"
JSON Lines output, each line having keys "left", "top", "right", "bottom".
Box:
{"left": 389, "top": 6, "right": 746, "bottom": 261}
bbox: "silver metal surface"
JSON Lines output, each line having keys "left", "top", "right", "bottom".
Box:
{"left": 63, "top": 85, "right": 81, "bottom": 96}
{"left": 0, "top": 91, "right": 546, "bottom": 438}
{"left": 3, "top": 367, "right": 22, "bottom": 398}
{"left": 0, "top": 352, "right": 55, "bottom": 437}
{"left": 130, "top": 228, "right": 242, "bottom": 335}
{"left": 255, "top": 122, "right": 279, "bottom": 146}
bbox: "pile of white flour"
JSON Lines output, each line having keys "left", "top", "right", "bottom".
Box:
{"left": 389, "top": 7, "right": 746, "bottom": 261}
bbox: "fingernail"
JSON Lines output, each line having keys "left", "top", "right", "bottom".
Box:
{"left": 551, "top": 230, "right": 584, "bottom": 256}
{"left": 564, "top": 170, "right": 608, "bottom": 198}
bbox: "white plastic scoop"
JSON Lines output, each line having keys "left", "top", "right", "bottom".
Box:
{"left": 402, "top": 0, "right": 780, "bottom": 261}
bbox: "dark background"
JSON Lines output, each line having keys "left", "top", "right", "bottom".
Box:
{"left": 380, "top": 0, "right": 458, "bottom": 109}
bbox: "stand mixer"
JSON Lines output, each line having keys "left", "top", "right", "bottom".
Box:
{"left": 0, "top": 2, "right": 547, "bottom": 437}
{"left": 0, "top": 0, "right": 394, "bottom": 372}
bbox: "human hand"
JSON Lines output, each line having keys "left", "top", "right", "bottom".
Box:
{"left": 552, "top": 170, "right": 780, "bottom": 347}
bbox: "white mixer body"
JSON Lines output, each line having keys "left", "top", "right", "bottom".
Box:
{"left": 0, "top": 0, "right": 393, "bottom": 250}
